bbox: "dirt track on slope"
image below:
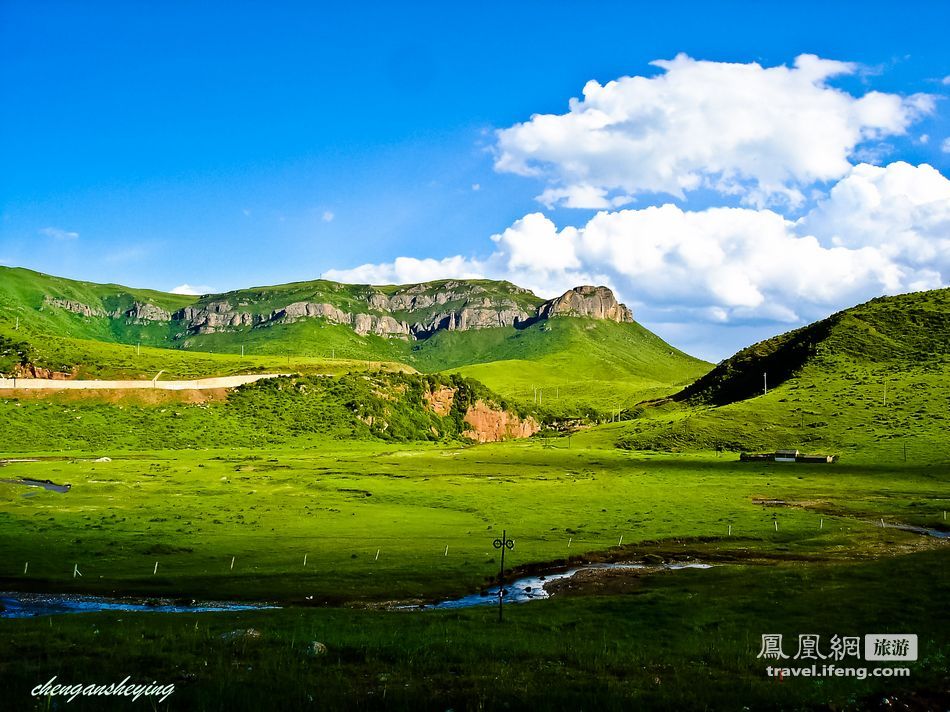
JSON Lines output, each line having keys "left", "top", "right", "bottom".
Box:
{"left": 0, "top": 374, "right": 286, "bottom": 391}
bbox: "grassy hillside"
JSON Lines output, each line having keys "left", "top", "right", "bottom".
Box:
{"left": 430, "top": 318, "right": 710, "bottom": 418}
{"left": 0, "top": 267, "right": 710, "bottom": 414}
{"left": 0, "top": 371, "right": 519, "bottom": 451}
{"left": 609, "top": 288, "right": 950, "bottom": 459}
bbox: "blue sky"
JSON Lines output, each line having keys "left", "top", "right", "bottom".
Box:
{"left": 2, "top": 1, "right": 949, "bottom": 359}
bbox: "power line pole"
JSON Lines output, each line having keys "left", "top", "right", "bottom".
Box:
{"left": 763, "top": 372, "right": 767, "bottom": 396}
{"left": 493, "top": 530, "right": 515, "bottom": 623}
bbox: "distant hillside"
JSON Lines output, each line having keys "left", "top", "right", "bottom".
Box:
{"left": 613, "top": 288, "right": 950, "bottom": 459}
{"left": 0, "top": 267, "right": 708, "bottom": 414}
{"left": 430, "top": 318, "right": 709, "bottom": 418}
{"left": 0, "top": 267, "right": 631, "bottom": 348}
{"left": 676, "top": 289, "right": 950, "bottom": 406}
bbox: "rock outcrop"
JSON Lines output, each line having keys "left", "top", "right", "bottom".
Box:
{"left": 112, "top": 302, "right": 172, "bottom": 323}
{"left": 463, "top": 401, "right": 540, "bottom": 442}
{"left": 536, "top": 286, "right": 633, "bottom": 323}
{"left": 420, "top": 383, "right": 540, "bottom": 442}
{"left": 173, "top": 302, "right": 262, "bottom": 333}
{"left": 42, "top": 296, "right": 105, "bottom": 318}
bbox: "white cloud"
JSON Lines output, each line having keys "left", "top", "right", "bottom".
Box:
{"left": 801, "top": 162, "right": 950, "bottom": 273}
{"left": 324, "top": 162, "right": 949, "bottom": 328}
{"left": 943, "top": 138, "right": 950, "bottom": 154}
{"left": 322, "top": 211, "right": 335, "bottom": 222}
{"left": 471, "top": 183, "right": 481, "bottom": 191}
{"left": 171, "top": 283, "right": 215, "bottom": 295}
{"left": 943, "top": 76, "right": 950, "bottom": 86}
{"left": 39, "top": 226, "right": 79, "bottom": 240}
{"left": 324, "top": 255, "right": 487, "bottom": 285}
{"left": 494, "top": 54, "right": 934, "bottom": 209}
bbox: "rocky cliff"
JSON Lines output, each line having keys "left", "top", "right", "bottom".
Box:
{"left": 39, "top": 279, "right": 634, "bottom": 342}
{"left": 536, "top": 286, "right": 634, "bottom": 323}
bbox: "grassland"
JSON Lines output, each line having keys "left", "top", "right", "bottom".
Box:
{"left": 2, "top": 550, "right": 947, "bottom": 711}
{"left": 0, "top": 438, "right": 948, "bottom": 710}
{"left": 0, "top": 439, "right": 946, "bottom": 602}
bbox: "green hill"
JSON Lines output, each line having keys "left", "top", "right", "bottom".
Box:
{"left": 0, "top": 266, "right": 710, "bottom": 414}
{"left": 426, "top": 318, "right": 709, "bottom": 418}
{"left": 0, "top": 371, "right": 528, "bottom": 451}
{"left": 610, "top": 288, "right": 950, "bottom": 460}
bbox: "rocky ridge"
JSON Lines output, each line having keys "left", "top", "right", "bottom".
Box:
{"left": 41, "top": 281, "right": 634, "bottom": 341}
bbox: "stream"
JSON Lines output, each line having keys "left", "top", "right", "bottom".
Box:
{"left": 0, "top": 592, "right": 279, "bottom": 618}
{"left": 406, "top": 562, "right": 714, "bottom": 610}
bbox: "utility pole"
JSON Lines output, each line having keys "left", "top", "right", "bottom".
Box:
{"left": 14, "top": 316, "right": 19, "bottom": 331}
{"left": 763, "top": 372, "right": 767, "bottom": 396}
{"left": 136, "top": 342, "right": 141, "bottom": 356}
{"left": 241, "top": 345, "right": 244, "bottom": 358}
{"left": 493, "top": 530, "right": 515, "bottom": 623}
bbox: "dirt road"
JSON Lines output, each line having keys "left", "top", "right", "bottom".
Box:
{"left": 0, "top": 374, "right": 287, "bottom": 391}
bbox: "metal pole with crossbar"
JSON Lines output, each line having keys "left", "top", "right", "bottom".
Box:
{"left": 493, "top": 530, "right": 515, "bottom": 622}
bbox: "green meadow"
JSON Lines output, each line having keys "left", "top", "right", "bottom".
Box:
{"left": 1, "top": 273, "right": 948, "bottom": 709}
{"left": 1, "top": 441, "right": 946, "bottom": 603}
{"left": 2, "top": 550, "right": 947, "bottom": 711}
{"left": 0, "top": 438, "right": 948, "bottom": 710}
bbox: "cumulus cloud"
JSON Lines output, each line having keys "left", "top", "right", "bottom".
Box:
{"left": 322, "top": 211, "right": 335, "bottom": 222}
{"left": 323, "top": 255, "right": 487, "bottom": 285}
{"left": 325, "top": 162, "right": 950, "bottom": 327}
{"left": 801, "top": 161, "right": 950, "bottom": 281}
{"left": 494, "top": 54, "right": 934, "bottom": 209}
{"left": 39, "top": 226, "right": 79, "bottom": 240}
{"left": 943, "top": 138, "right": 950, "bottom": 154}
{"left": 171, "top": 283, "right": 215, "bottom": 295}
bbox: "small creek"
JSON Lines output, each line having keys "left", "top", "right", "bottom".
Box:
{"left": 0, "top": 592, "right": 279, "bottom": 618}
{"left": 407, "top": 562, "right": 714, "bottom": 611}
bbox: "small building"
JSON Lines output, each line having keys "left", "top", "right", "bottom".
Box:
{"left": 740, "top": 450, "right": 837, "bottom": 464}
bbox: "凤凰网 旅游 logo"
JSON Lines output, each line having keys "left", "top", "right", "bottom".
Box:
{"left": 757, "top": 633, "right": 917, "bottom": 661}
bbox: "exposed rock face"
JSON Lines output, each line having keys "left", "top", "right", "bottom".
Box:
{"left": 536, "top": 286, "right": 633, "bottom": 323}
{"left": 173, "top": 302, "right": 261, "bottom": 334}
{"left": 423, "top": 385, "right": 456, "bottom": 416}
{"left": 410, "top": 305, "right": 532, "bottom": 337}
{"left": 420, "top": 384, "right": 537, "bottom": 442}
{"left": 271, "top": 302, "right": 412, "bottom": 338}
{"left": 372, "top": 281, "right": 533, "bottom": 337}
{"left": 463, "top": 400, "right": 540, "bottom": 442}
{"left": 113, "top": 302, "right": 172, "bottom": 323}
{"left": 42, "top": 296, "right": 105, "bottom": 318}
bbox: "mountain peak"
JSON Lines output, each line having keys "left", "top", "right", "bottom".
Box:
{"left": 537, "top": 285, "right": 633, "bottom": 323}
